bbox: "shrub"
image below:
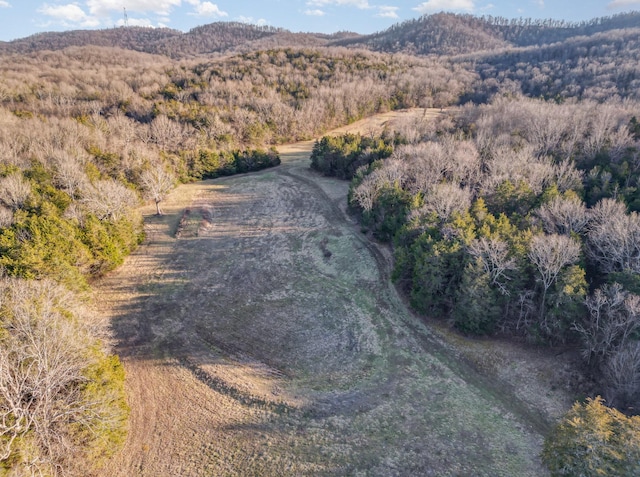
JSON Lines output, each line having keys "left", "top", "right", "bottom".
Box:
{"left": 542, "top": 397, "right": 640, "bottom": 477}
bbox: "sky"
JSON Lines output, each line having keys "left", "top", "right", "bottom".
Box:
{"left": 0, "top": 0, "right": 639, "bottom": 42}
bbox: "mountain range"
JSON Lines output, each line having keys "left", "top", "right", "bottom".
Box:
{"left": 1, "top": 11, "right": 639, "bottom": 59}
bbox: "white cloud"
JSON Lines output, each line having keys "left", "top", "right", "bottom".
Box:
{"left": 38, "top": 3, "right": 100, "bottom": 27}
{"left": 116, "top": 16, "right": 154, "bottom": 27}
{"left": 306, "top": 0, "right": 371, "bottom": 10}
{"left": 237, "top": 16, "right": 268, "bottom": 26}
{"left": 608, "top": 0, "right": 640, "bottom": 8}
{"left": 413, "top": 0, "right": 475, "bottom": 14}
{"left": 534, "top": 0, "right": 544, "bottom": 7}
{"left": 0, "top": 1, "right": 10, "bottom": 8}
{"left": 376, "top": 6, "right": 399, "bottom": 18}
{"left": 86, "top": 0, "right": 181, "bottom": 17}
{"left": 188, "top": 1, "right": 228, "bottom": 17}
{"left": 304, "top": 9, "right": 326, "bottom": 16}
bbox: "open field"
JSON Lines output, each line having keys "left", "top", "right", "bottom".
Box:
{"left": 94, "top": 110, "right": 574, "bottom": 476}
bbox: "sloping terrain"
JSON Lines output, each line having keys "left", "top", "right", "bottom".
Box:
{"left": 4, "top": 12, "right": 639, "bottom": 59}
{"left": 0, "top": 23, "right": 350, "bottom": 58}
{"left": 93, "top": 111, "right": 570, "bottom": 476}
{"left": 336, "top": 11, "right": 640, "bottom": 56}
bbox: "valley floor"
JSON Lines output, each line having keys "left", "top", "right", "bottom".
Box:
{"left": 95, "top": 110, "right": 573, "bottom": 476}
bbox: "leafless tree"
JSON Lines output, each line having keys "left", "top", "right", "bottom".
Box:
{"left": 351, "top": 174, "right": 380, "bottom": 213}
{"left": 444, "top": 137, "right": 481, "bottom": 189}
{"left": 603, "top": 341, "right": 640, "bottom": 407}
{"left": 139, "top": 164, "right": 176, "bottom": 215}
{"left": 351, "top": 158, "right": 407, "bottom": 213}
{"left": 0, "top": 206, "right": 13, "bottom": 229}
{"left": 374, "top": 158, "right": 406, "bottom": 188}
{"left": 481, "top": 144, "right": 555, "bottom": 195}
{"left": 0, "top": 173, "right": 31, "bottom": 211}
{"left": 0, "top": 278, "right": 117, "bottom": 476}
{"left": 150, "top": 114, "right": 184, "bottom": 151}
{"left": 552, "top": 159, "right": 584, "bottom": 193}
{"left": 536, "top": 194, "right": 589, "bottom": 235}
{"left": 529, "top": 233, "right": 580, "bottom": 327}
{"left": 80, "top": 179, "right": 138, "bottom": 222}
{"left": 51, "top": 151, "right": 88, "bottom": 198}
{"left": 468, "top": 237, "right": 517, "bottom": 296}
{"left": 587, "top": 198, "right": 640, "bottom": 274}
{"left": 583, "top": 102, "right": 625, "bottom": 160}
{"left": 574, "top": 283, "right": 640, "bottom": 363}
{"left": 417, "top": 183, "right": 472, "bottom": 222}
{"left": 399, "top": 142, "right": 449, "bottom": 194}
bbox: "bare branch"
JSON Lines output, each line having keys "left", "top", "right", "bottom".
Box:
{"left": 468, "top": 237, "right": 517, "bottom": 295}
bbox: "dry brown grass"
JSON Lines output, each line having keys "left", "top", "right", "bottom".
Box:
{"left": 94, "top": 110, "right": 570, "bottom": 476}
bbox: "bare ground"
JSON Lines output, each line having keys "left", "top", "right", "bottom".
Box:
{"left": 94, "top": 110, "right": 577, "bottom": 476}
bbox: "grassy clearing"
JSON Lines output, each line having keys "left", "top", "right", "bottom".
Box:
{"left": 95, "top": 110, "right": 561, "bottom": 476}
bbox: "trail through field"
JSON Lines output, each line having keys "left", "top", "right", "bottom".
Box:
{"left": 96, "top": 110, "right": 558, "bottom": 476}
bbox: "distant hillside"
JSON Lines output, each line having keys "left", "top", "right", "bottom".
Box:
{"left": 151, "top": 23, "right": 343, "bottom": 57}
{"left": 0, "top": 26, "right": 182, "bottom": 55}
{"left": 335, "top": 11, "right": 640, "bottom": 55}
{"left": 0, "top": 23, "right": 361, "bottom": 58}
{"left": 2, "top": 11, "right": 639, "bottom": 100}
{"left": 466, "top": 26, "right": 640, "bottom": 101}
{"left": 2, "top": 12, "right": 639, "bottom": 58}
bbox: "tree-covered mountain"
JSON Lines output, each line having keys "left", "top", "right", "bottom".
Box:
{"left": 336, "top": 11, "right": 640, "bottom": 56}
{"left": 0, "top": 22, "right": 361, "bottom": 58}
{"left": 465, "top": 26, "right": 640, "bottom": 101}
{"left": 4, "top": 11, "right": 639, "bottom": 59}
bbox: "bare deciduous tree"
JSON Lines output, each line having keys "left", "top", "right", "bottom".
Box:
{"left": 574, "top": 284, "right": 640, "bottom": 407}
{"left": 482, "top": 144, "right": 555, "bottom": 195}
{"left": 351, "top": 174, "right": 379, "bottom": 213}
{"left": 0, "top": 173, "right": 31, "bottom": 211}
{"left": 418, "top": 183, "right": 472, "bottom": 222}
{"left": 536, "top": 195, "right": 589, "bottom": 235}
{"left": 150, "top": 114, "right": 183, "bottom": 151}
{"left": 587, "top": 198, "right": 640, "bottom": 274}
{"left": 468, "top": 237, "right": 517, "bottom": 296}
{"left": 574, "top": 283, "right": 640, "bottom": 363}
{"left": 52, "top": 151, "right": 88, "bottom": 198}
{"left": 0, "top": 279, "right": 118, "bottom": 476}
{"left": 604, "top": 341, "right": 640, "bottom": 407}
{"left": 0, "top": 206, "right": 14, "bottom": 228}
{"left": 552, "top": 159, "right": 584, "bottom": 193}
{"left": 529, "top": 233, "right": 581, "bottom": 327}
{"left": 80, "top": 179, "right": 138, "bottom": 222}
{"left": 140, "top": 164, "right": 176, "bottom": 215}
{"left": 399, "top": 142, "right": 449, "bottom": 194}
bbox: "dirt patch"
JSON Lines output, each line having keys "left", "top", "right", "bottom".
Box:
{"left": 94, "top": 109, "right": 567, "bottom": 476}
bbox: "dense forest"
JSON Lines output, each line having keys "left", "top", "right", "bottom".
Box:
{"left": 1, "top": 10, "right": 640, "bottom": 476}
{"left": 337, "top": 11, "right": 640, "bottom": 55}
{"left": 312, "top": 94, "right": 640, "bottom": 475}
{"left": 313, "top": 95, "right": 640, "bottom": 405}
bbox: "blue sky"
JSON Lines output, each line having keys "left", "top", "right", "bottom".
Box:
{"left": 0, "top": 0, "right": 639, "bottom": 42}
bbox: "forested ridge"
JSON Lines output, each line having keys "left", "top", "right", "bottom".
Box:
{"left": 337, "top": 11, "right": 640, "bottom": 56}
{"left": 0, "top": 23, "right": 350, "bottom": 59}
{"left": 1, "top": 9, "right": 640, "bottom": 476}
{"left": 2, "top": 11, "right": 639, "bottom": 59}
